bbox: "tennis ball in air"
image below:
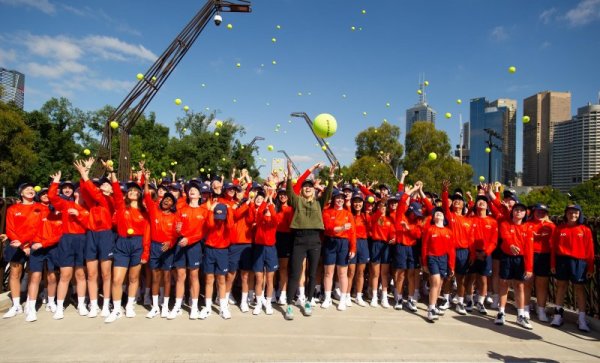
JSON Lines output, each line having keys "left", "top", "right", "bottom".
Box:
{"left": 428, "top": 152, "right": 437, "bottom": 161}
{"left": 312, "top": 113, "right": 337, "bottom": 138}
{"left": 110, "top": 121, "right": 119, "bottom": 129}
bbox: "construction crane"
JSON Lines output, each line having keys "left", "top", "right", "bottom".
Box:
{"left": 277, "top": 149, "right": 301, "bottom": 177}
{"left": 98, "top": 0, "right": 251, "bottom": 180}
{"left": 290, "top": 112, "right": 340, "bottom": 167}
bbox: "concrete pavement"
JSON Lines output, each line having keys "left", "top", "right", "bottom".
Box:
{"left": 1, "top": 300, "right": 599, "bottom": 362}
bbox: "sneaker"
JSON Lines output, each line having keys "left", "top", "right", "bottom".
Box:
{"left": 494, "top": 312, "right": 505, "bottom": 325}
{"left": 146, "top": 306, "right": 160, "bottom": 319}
{"left": 265, "top": 303, "right": 274, "bottom": 315}
{"left": 321, "top": 298, "right": 332, "bottom": 309}
{"left": 413, "top": 291, "right": 421, "bottom": 302}
{"left": 277, "top": 295, "right": 286, "bottom": 306}
{"left": 161, "top": 305, "right": 170, "bottom": 318}
{"left": 295, "top": 296, "right": 306, "bottom": 307}
{"left": 125, "top": 305, "right": 136, "bottom": 318}
{"left": 438, "top": 298, "right": 450, "bottom": 310}
{"left": 100, "top": 306, "right": 111, "bottom": 318}
{"left": 3, "top": 305, "right": 23, "bottom": 319}
{"left": 189, "top": 308, "right": 200, "bottom": 320}
{"left": 252, "top": 303, "right": 263, "bottom": 316}
{"left": 356, "top": 297, "right": 367, "bottom": 307}
{"left": 45, "top": 303, "right": 57, "bottom": 313}
{"left": 370, "top": 298, "right": 379, "bottom": 308}
{"left": 228, "top": 295, "right": 237, "bottom": 305}
{"left": 87, "top": 306, "right": 100, "bottom": 318}
{"left": 104, "top": 309, "right": 123, "bottom": 323}
{"left": 465, "top": 300, "right": 474, "bottom": 312}
{"left": 240, "top": 301, "right": 250, "bottom": 313}
{"left": 517, "top": 315, "right": 533, "bottom": 330}
{"left": 284, "top": 305, "right": 294, "bottom": 320}
{"left": 451, "top": 296, "right": 459, "bottom": 305}
{"left": 345, "top": 297, "right": 353, "bottom": 307}
{"left": 550, "top": 310, "right": 564, "bottom": 327}
{"left": 406, "top": 299, "right": 418, "bottom": 312}
{"left": 427, "top": 309, "right": 437, "bottom": 322}
{"left": 143, "top": 294, "right": 152, "bottom": 306}
{"left": 456, "top": 303, "right": 467, "bottom": 315}
{"left": 310, "top": 297, "right": 318, "bottom": 307}
{"left": 537, "top": 307, "right": 549, "bottom": 322}
{"left": 485, "top": 294, "right": 493, "bottom": 305}
{"left": 25, "top": 309, "right": 37, "bottom": 322}
{"left": 303, "top": 302, "right": 313, "bottom": 316}
{"left": 476, "top": 302, "right": 488, "bottom": 315}
{"left": 578, "top": 318, "right": 591, "bottom": 333}
{"left": 199, "top": 307, "right": 212, "bottom": 320}
{"left": 167, "top": 308, "right": 182, "bottom": 320}
{"left": 491, "top": 294, "right": 500, "bottom": 309}
{"left": 332, "top": 288, "right": 341, "bottom": 300}
{"left": 53, "top": 307, "right": 65, "bottom": 320}
{"left": 394, "top": 300, "right": 403, "bottom": 311}
{"left": 337, "top": 300, "right": 347, "bottom": 311}
{"left": 220, "top": 306, "right": 232, "bottom": 320}
{"left": 77, "top": 304, "right": 89, "bottom": 316}
{"left": 381, "top": 298, "right": 391, "bottom": 309}
{"left": 434, "top": 307, "right": 445, "bottom": 316}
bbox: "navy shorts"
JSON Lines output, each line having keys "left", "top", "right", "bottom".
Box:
{"left": 173, "top": 241, "right": 202, "bottom": 269}
{"left": 349, "top": 238, "right": 370, "bottom": 264}
{"left": 203, "top": 246, "right": 229, "bottom": 275}
{"left": 149, "top": 242, "right": 175, "bottom": 271}
{"left": 427, "top": 255, "right": 449, "bottom": 277}
{"left": 468, "top": 253, "right": 493, "bottom": 276}
{"left": 29, "top": 245, "right": 59, "bottom": 273}
{"left": 3, "top": 245, "right": 27, "bottom": 264}
{"left": 370, "top": 240, "right": 391, "bottom": 264}
{"left": 393, "top": 244, "right": 416, "bottom": 270}
{"left": 454, "top": 248, "right": 470, "bottom": 275}
{"left": 491, "top": 242, "right": 503, "bottom": 260}
{"left": 499, "top": 253, "right": 526, "bottom": 281}
{"left": 275, "top": 232, "right": 293, "bottom": 259}
{"left": 85, "top": 229, "right": 115, "bottom": 261}
{"left": 533, "top": 252, "right": 551, "bottom": 277}
{"left": 555, "top": 255, "right": 588, "bottom": 284}
{"left": 113, "top": 236, "right": 143, "bottom": 268}
{"left": 412, "top": 244, "right": 422, "bottom": 269}
{"left": 228, "top": 243, "right": 253, "bottom": 272}
{"left": 57, "top": 234, "right": 86, "bottom": 268}
{"left": 252, "top": 244, "right": 279, "bottom": 272}
{"left": 323, "top": 237, "right": 350, "bottom": 266}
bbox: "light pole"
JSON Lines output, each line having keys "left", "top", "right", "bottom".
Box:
{"left": 484, "top": 128, "right": 502, "bottom": 182}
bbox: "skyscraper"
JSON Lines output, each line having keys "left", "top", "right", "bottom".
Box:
{"left": 405, "top": 79, "right": 436, "bottom": 135}
{"left": 552, "top": 102, "right": 600, "bottom": 191}
{"left": 468, "top": 97, "right": 516, "bottom": 184}
{"left": 522, "top": 91, "right": 571, "bottom": 186}
{"left": 0, "top": 67, "right": 25, "bottom": 109}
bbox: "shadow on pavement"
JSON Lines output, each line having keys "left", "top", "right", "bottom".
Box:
{"left": 487, "top": 351, "right": 559, "bottom": 363}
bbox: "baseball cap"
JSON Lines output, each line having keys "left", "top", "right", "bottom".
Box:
{"left": 214, "top": 203, "right": 228, "bottom": 220}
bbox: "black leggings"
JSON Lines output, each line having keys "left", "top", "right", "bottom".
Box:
{"left": 286, "top": 229, "right": 321, "bottom": 305}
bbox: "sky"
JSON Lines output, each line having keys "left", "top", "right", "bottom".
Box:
{"left": 1, "top": 0, "right": 600, "bottom": 178}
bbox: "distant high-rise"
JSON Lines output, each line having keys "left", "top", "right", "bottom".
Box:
{"left": 522, "top": 91, "right": 571, "bottom": 186}
{"left": 454, "top": 121, "right": 470, "bottom": 164}
{"left": 0, "top": 67, "right": 25, "bottom": 109}
{"left": 405, "top": 78, "right": 436, "bottom": 135}
{"left": 468, "top": 97, "right": 516, "bottom": 184}
{"left": 552, "top": 102, "right": 600, "bottom": 191}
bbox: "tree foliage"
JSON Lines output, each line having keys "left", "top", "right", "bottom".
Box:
{"left": 518, "top": 186, "right": 570, "bottom": 216}
{"left": 355, "top": 121, "right": 404, "bottom": 169}
{"left": 0, "top": 102, "right": 38, "bottom": 188}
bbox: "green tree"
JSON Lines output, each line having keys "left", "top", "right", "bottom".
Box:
{"left": 518, "top": 186, "right": 570, "bottom": 216}
{"left": 403, "top": 122, "right": 473, "bottom": 192}
{"left": 569, "top": 174, "right": 600, "bottom": 217}
{"left": 355, "top": 121, "right": 404, "bottom": 171}
{"left": 346, "top": 156, "right": 396, "bottom": 188}
{"left": 0, "top": 102, "right": 38, "bottom": 190}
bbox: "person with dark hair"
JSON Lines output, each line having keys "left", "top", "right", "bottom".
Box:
{"left": 274, "top": 188, "right": 294, "bottom": 305}
{"left": 550, "top": 204, "right": 594, "bottom": 332}
{"left": 368, "top": 196, "right": 396, "bottom": 308}
{"left": 421, "top": 207, "right": 455, "bottom": 322}
{"left": 347, "top": 191, "right": 371, "bottom": 307}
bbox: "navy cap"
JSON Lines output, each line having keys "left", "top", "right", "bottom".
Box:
{"left": 331, "top": 189, "right": 343, "bottom": 199}
{"left": 277, "top": 188, "right": 286, "bottom": 194}
{"left": 251, "top": 181, "right": 262, "bottom": 190}
{"left": 475, "top": 195, "right": 489, "bottom": 204}
{"left": 148, "top": 183, "right": 158, "bottom": 191}
{"left": 126, "top": 182, "right": 142, "bottom": 192}
{"left": 378, "top": 183, "right": 391, "bottom": 191}
{"left": 18, "top": 182, "right": 36, "bottom": 195}
{"left": 341, "top": 183, "right": 353, "bottom": 191}
{"left": 161, "top": 177, "right": 172, "bottom": 185}
{"left": 223, "top": 181, "right": 236, "bottom": 190}
{"left": 60, "top": 180, "right": 75, "bottom": 189}
{"left": 351, "top": 192, "right": 365, "bottom": 201}
{"left": 533, "top": 203, "right": 549, "bottom": 212}
{"left": 200, "top": 184, "right": 212, "bottom": 194}
{"left": 185, "top": 181, "right": 201, "bottom": 194}
{"left": 168, "top": 183, "right": 182, "bottom": 192}
{"left": 407, "top": 202, "right": 423, "bottom": 217}
{"left": 214, "top": 203, "right": 228, "bottom": 220}
{"left": 301, "top": 179, "right": 315, "bottom": 187}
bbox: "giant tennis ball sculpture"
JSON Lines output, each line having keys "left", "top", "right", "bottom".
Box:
{"left": 312, "top": 113, "right": 337, "bottom": 138}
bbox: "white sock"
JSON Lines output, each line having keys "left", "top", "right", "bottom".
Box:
{"left": 174, "top": 298, "right": 183, "bottom": 310}
{"left": 279, "top": 291, "right": 287, "bottom": 300}
{"left": 78, "top": 296, "right": 85, "bottom": 307}
{"left": 241, "top": 292, "right": 248, "bottom": 304}
{"left": 265, "top": 296, "right": 272, "bottom": 305}
{"left": 12, "top": 297, "right": 20, "bottom": 307}
{"left": 443, "top": 293, "right": 450, "bottom": 301}
{"left": 372, "top": 290, "right": 378, "bottom": 299}
{"left": 57, "top": 300, "right": 64, "bottom": 309}
{"left": 298, "top": 287, "right": 305, "bottom": 299}
{"left": 225, "top": 292, "right": 230, "bottom": 300}
{"left": 90, "top": 299, "right": 98, "bottom": 309}
{"left": 517, "top": 308, "right": 524, "bottom": 317}
{"left": 152, "top": 295, "right": 159, "bottom": 308}
{"left": 192, "top": 298, "right": 198, "bottom": 310}
{"left": 357, "top": 292, "right": 363, "bottom": 300}
{"left": 381, "top": 289, "right": 388, "bottom": 299}
{"left": 408, "top": 295, "right": 414, "bottom": 302}
{"left": 325, "top": 291, "right": 332, "bottom": 300}
{"left": 219, "top": 298, "right": 227, "bottom": 310}
{"left": 458, "top": 296, "right": 464, "bottom": 304}
{"left": 127, "top": 297, "right": 135, "bottom": 308}
{"left": 524, "top": 305, "right": 530, "bottom": 314}
{"left": 339, "top": 294, "right": 346, "bottom": 304}
{"left": 499, "top": 306, "right": 505, "bottom": 313}
{"left": 102, "top": 299, "right": 110, "bottom": 310}
{"left": 47, "top": 296, "right": 55, "bottom": 305}
{"left": 205, "top": 298, "right": 212, "bottom": 309}
{"left": 28, "top": 299, "right": 36, "bottom": 310}
{"left": 429, "top": 304, "right": 436, "bottom": 311}
{"left": 478, "top": 295, "right": 485, "bottom": 304}
{"left": 163, "top": 297, "right": 170, "bottom": 307}
{"left": 113, "top": 300, "right": 121, "bottom": 312}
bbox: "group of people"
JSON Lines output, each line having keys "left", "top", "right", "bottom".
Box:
{"left": 1, "top": 158, "right": 595, "bottom": 332}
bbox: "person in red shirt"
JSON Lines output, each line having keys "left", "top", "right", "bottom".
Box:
{"left": 252, "top": 189, "right": 279, "bottom": 315}
{"left": 347, "top": 191, "right": 371, "bottom": 307}
{"left": 48, "top": 170, "right": 90, "bottom": 320}
{"left": 103, "top": 162, "right": 150, "bottom": 323}
{"left": 24, "top": 188, "right": 62, "bottom": 322}
{"left": 274, "top": 188, "right": 294, "bottom": 305}
{"left": 525, "top": 203, "right": 555, "bottom": 322}
{"left": 549, "top": 204, "right": 595, "bottom": 332}
{"left": 368, "top": 197, "right": 396, "bottom": 308}
{"left": 495, "top": 202, "right": 534, "bottom": 330}
{"left": 143, "top": 174, "right": 177, "bottom": 319}
{"left": 2, "top": 182, "right": 43, "bottom": 319}
{"left": 421, "top": 207, "right": 455, "bottom": 322}
{"left": 321, "top": 190, "right": 356, "bottom": 310}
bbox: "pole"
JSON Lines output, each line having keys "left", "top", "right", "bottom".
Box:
{"left": 459, "top": 113, "right": 463, "bottom": 165}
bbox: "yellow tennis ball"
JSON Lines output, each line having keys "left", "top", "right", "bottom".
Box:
{"left": 183, "top": 106, "right": 189, "bottom": 112}
{"left": 106, "top": 160, "right": 114, "bottom": 167}
{"left": 367, "top": 196, "right": 375, "bottom": 203}
{"left": 508, "top": 66, "right": 516, "bottom": 74}
{"left": 479, "top": 176, "right": 486, "bottom": 182}
{"left": 457, "top": 99, "right": 462, "bottom": 104}
{"left": 236, "top": 62, "right": 241, "bottom": 68}
{"left": 216, "top": 120, "right": 223, "bottom": 127}
{"left": 136, "top": 73, "right": 143, "bottom": 80}
{"left": 227, "top": 23, "right": 233, "bottom": 30}
{"left": 200, "top": 168, "right": 205, "bottom": 172}
{"left": 151, "top": 76, "right": 157, "bottom": 82}
{"left": 485, "top": 147, "right": 491, "bottom": 153}
{"left": 267, "top": 145, "right": 274, "bottom": 151}
{"left": 272, "top": 60, "right": 277, "bottom": 65}
{"left": 175, "top": 98, "right": 182, "bottom": 105}
{"left": 161, "top": 171, "right": 166, "bottom": 177}
{"left": 271, "top": 37, "right": 277, "bottom": 43}
{"left": 110, "top": 121, "right": 119, "bottom": 129}
{"left": 83, "top": 149, "right": 91, "bottom": 156}
{"left": 417, "top": 89, "right": 422, "bottom": 95}
{"left": 312, "top": 113, "right": 337, "bottom": 138}
{"left": 428, "top": 152, "right": 437, "bottom": 161}
{"left": 127, "top": 228, "right": 134, "bottom": 235}
{"left": 424, "top": 80, "right": 429, "bottom": 86}
{"left": 522, "top": 115, "right": 531, "bottom": 123}
{"left": 34, "top": 186, "right": 42, "bottom": 192}
{"left": 215, "top": 132, "right": 220, "bottom": 136}
{"left": 445, "top": 112, "right": 452, "bottom": 119}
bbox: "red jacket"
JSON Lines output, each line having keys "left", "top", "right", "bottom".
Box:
{"left": 175, "top": 202, "right": 208, "bottom": 245}
{"left": 422, "top": 225, "right": 456, "bottom": 270}
{"left": 369, "top": 210, "right": 395, "bottom": 243}
{"left": 48, "top": 182, "right": 89, "bottom": 234}
{"left": 394, "top": 194, "right": 421, "bottom": 246}
{"left": 352, "top": 212, "right": 370, "bottom": 240}
{"left": 529, "top": 219, "right": 555, "bottom": 254}
{"left": 230, "top": 202, "right": 255, "bottom": 244}
{"left": 144, "top": 193, "right": 177, "bottom": 248}
{"left": 499, "top": 221, "right": 534, "bottom": 273}
{"left": 205, "top": 206, "right": 234, "bottom": 249}
{"left": 323, "top": 207, "right": 357, "bottom": 253}
{"left": 112, "top": 181, "right": 151, "bottom": 261}
{"left": 254, "top": 203, "right": 277, "bottom": 246}
{"left": 33, "top": 205, "right": 63, "bottom": 248}
{"left": 80, "top": 180, "right": 114, "bottom": 231}
{"left": 551, "top": 224, "right": 594, "bottom": 273}
{"left": 5, "top": 202, "right": 44, "bottom": 248}
{"left": 275, "top": 204, "right": 294, "bottom": 233}
{"left": 442, "top": 191, "right": 473, "bottom": 249}
{"left": 469, "top": 215, "right": 498, "bottom": 260}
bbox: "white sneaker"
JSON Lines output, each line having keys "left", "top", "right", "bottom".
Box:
{"left": 456, "top": 303, "right": 467, "bottom": 315}
{"left": 3, "top": 305, "right": 23, "bottom": 319}
{"left": 167, "top": 308, "right": 182, "bottom": 320}
{"left": 381, "top": 298, "right": 391, "bottom": 309}
{"left": 406, "top": 299, "right": 418, "bottom": 312}
{"left": 25, "top": 309, "right": 37, "bottom": 322}
{"left": 146, "top": 306, "right": 160, "bottom": 319}
{"left": 321, "top": 298, "right": 332, "bottom": 309}
{"left": 310, "top": 297, "right": 318, "bottom": 307}
{"left": 485, "top": 294, "right": 493, "bottom": 305}
{"left": 517, "top": 315, "right": 533, "bottom": 330}
{"left": 550, "top": 308, "right": 564, "bottom": 327}
{"left": 125, "top": 305, "right": 136, "bottom": 318}
{"left": 356, "top": 297, "right": 367, "bottom": 307}
{"left": 53, "top": 307, "right": 65, "bottom": 320}
{"left": 199, "top": 307, "right": 212, "bottom": 320}
{"left": 277, "top": 295, "right": 286, "bottom": 306}
{"left": 337, "top": 300, "right": 347, "bottom": 311}
{"left": 295, "top": 296, "right": 306, "bottom": 307}
{"left": 189, "top": 308, "right": 200, "bottom": 320}
{"left": 220, "top": 306, "right": 232, "bottom": 320}
{"left": 332, "top": 288, "right": 341, "bottom": 300}
{"left": 240, "top": 301, "right": 250, "bottom": 313}
{"left": 427, "top": 309, "right": 437, "bottom": 322}
{"left": 252, "top": 303, "right": 262, "bottom": 315}
{"left": 143, "top": 294, "right": 152, "bottom": 306}
{"left": 394, "top": 300, "right": 403, "bottom": 311}
{"left": 578, "top": 318, "right": 591, "bottom": 332}
{"left": 451, "top": 296, "right": 459, "bottom": 305}
{"left": 228, "top": 295, "right": 237, "bottom": 305}
{"left": 370, "top": 298, "right": 379, "bottom": 308}
{"left": 45, "top": 303, "right": 57, "bottom": 313}
{"left": 87, "top": 306, "right": 100, "bottom": 318}
{"left": 265, "top": 303, "right": 274, "bottom": 315}
{"left": 24, "top": 302, "right": 30, "bottom": 315}
{"left": 104, "top": 309, "right": 123, "bottom": 323}
{"left": 161, "top": 305, "right": 170, "bottom": 318}
{"left": 100, "top": 306, "right": 111, "bottom": 318}
{"left": 537, "top": 307, "right": 549, "bottom": 322}
{"left": 438, "top": 298, "right": 450, "bottom": 310}
{"left": 77, "top": 304, "right": 89, "bottom": 316}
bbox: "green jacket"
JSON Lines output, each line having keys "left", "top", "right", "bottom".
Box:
{"left": 286, "top": 177, "right": 333, "bottom": 230}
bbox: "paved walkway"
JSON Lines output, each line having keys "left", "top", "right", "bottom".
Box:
{"left": 1, "top": 300, "right": 599, "bottom": 362}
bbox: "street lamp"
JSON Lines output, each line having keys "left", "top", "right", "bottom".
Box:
{"left": 483, "top": 128, "right": 503, "bottom": 183}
